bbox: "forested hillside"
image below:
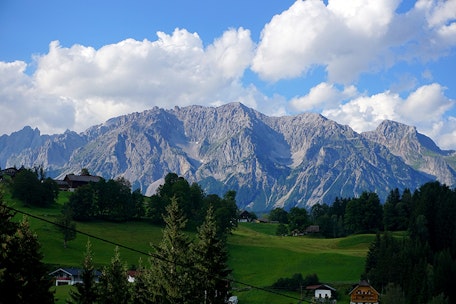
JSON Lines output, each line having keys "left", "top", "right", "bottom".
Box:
{"left": 2, "top": 167, "right": 456, "bottom": 303}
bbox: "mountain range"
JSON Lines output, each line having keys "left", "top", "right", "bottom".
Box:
{"left": 1, "top": 102, "right": 455, "bottom": 211}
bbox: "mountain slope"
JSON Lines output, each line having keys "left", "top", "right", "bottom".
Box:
{"left": 362, "top": 120, "right": 456, "bottom": 187}
{"left": 0, "top": 103, "right": 437, "bottom": 210}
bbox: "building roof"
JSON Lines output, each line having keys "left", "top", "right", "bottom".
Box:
{"left": 239, "top": 210, "right": 252, "bottom": 217}
{"left": 49, "top": 267, "right": 81, "bottom": 276}
{"left": 64, "top": 174, "right": 101, "bottom": 183}
{"left": 55, "top": 180, "right": 70, "bottom": 186}
{"left": 306, "top": 284, "right": 336, "bottom": 291}
{"left": 349, "top": 280, "right": 379, "bottom": 295}
{"left": 49, "top": 267, "right": 102, "bottom": 277}
{"left": 305, "top": 225, "right": 320, "bottom": 233}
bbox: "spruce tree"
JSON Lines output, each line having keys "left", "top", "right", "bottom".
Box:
{"left": 98, "top": 247, "right": 131, "bottom": 304}
{"left": 0, "top": 200, "right": 54, "bottom": 304}
{"left": 68, "top": 239, "right": 98, "bottom": 304}
{"left": 149, "top": 197, "right": 197, "bottom": 303}
{"left": 131, "top": 258, "right": 154, "bottom": 304}
{"left": 192, "top": 206, "right": 231, "bottom": 304}
{"left": 56, "top": 202, "right": 76, "bottom": 248}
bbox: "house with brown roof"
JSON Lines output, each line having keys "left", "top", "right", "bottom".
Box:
{"left": 305, "top": 225, "right": 320, "bottom": 234}
{"left": 63, "top": 173, "right": 102, "bottom": 190}
{"left": 349, "top": 280, "right": 379, "bottom": 304}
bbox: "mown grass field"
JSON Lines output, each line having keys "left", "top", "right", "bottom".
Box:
{"left": 5, "top": 191, "right": 373, "bottom": 303}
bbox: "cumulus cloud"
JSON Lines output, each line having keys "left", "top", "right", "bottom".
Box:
{"left": 0, "top": 28, "right": 259, "bottom": 135}
{"left": 35, "top": 28, "right": 254, "bottom": 105}
{"left": 0, "top": 61, "right": 75, "bottom": 135}
{"left": 252, "top": 0, "right": 456, "bottom": 83}
{"left": 322, "top": 90, "right": 402, "bottom": 131}
{"left": 320, "top": 83, "right": 455, "bottom": 149}
{"left": 289, "top": 82, "right": 358, "bottom": 112}
{"left": 400, "top": 83, "right": 454, "bottom": 123}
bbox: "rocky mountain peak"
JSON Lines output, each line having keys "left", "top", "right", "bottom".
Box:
{"left": 362, "top": 120, "right": 456, "bottom": 186}
{"left": 1, "top": 103, "right": 453, "bottom": 210}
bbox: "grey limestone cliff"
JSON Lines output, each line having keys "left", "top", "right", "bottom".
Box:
{"left": 0, "top": 103, "right": 439, "bottom": 211}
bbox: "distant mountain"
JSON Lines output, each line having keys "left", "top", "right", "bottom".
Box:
{"left": 362, "top": 120, "right": 456, "bottom": 186}
{"left": 1, "top": 103, "right": 452, "bottom": 211}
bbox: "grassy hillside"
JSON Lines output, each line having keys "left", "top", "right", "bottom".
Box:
{"left": 228, "top": 224, "right": 371, "bottom": 303}
{"left": 7, "top": 192, "right": 161, "bottom": 269}
{"left": 4, "top": 191, "right": 372, "bottom": 303}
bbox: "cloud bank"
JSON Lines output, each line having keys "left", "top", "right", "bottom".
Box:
{"left": 0, "top": 0, "right": 455, "bottom": 149}
{"left": 252, "top": 0, "right": 456, "bottom": 83}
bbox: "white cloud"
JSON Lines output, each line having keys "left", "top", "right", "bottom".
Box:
{"left": 322, "top": 90, "right": 402, "bottom": 132}
{"left": 419, "top": 0, "right": 456, "bottom": 29}
{"left": 290, "top": 82, "right": 358, "bottom": 112}
{"left": 35, "top": 28, "right": 254, "bottom": 105}
{"left": 0, "top": 28, "right": 260, "bottom": 135}
{"left": 0, "top": 61, "right": 75, "bottom": 135}
{"left": 400, "top": 83, "right": 454, "bottom": 123}
{"left": 206, "top": 27, "right": 254, "bottom": 79}
{"left": 434, "top": 117, "right": 456, "bottom": 150}
{"left": 320, "top": 83, "right": 455, "bottom": 149}
{"left": 252, "top": 0, "right": 456, "bottom": 83}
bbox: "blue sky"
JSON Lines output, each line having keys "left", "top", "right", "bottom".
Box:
{"left": 1, "top": 0, "right": 455, "bottom": 149}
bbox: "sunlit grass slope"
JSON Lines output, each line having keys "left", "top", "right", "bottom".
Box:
{"left": 5, "top": 191, "right": 372, "bottom": 303}
{"left": 229, "top": 223, "right": 372, "bottom": 303}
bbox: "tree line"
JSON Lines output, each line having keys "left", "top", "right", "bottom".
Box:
{"left": 270, "top": 182, "right": 456, "bottom": 303}
{"left": 68, "top": 172, "right": 238, "bottom": 235}
{"left": 364, "top": 181, "right": 456, "bottom": 304}
{"left": 7, "top": 169, "right": 238, "bottom": 236}
{"left": 8, "top": 166, "right": 59, "bottom": 207}
{"left": 270, "top": 188, "right": 412, "bottom": 237}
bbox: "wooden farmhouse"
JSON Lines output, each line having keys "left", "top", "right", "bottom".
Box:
{"left": 349, "top": 280, "right": 379, "bottom": 304}
{"left": 62, "top": 173, "right": 101, "bottom": 191}
{"left": 0, "top": 167, "right": 19, "bottom": 179}
{"left": 305, "top": 225, "right": 320, "bottom": 234}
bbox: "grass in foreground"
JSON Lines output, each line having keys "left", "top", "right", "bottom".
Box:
{"left": 229, "top": 223, "right": 372, "bottom": 303}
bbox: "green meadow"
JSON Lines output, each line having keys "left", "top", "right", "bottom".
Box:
{"left": 6, "top": 191, "right": 372, "bottom": 303}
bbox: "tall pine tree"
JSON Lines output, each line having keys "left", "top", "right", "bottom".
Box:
{"left": 68, "top": 239, "right": 98, "bottom": 304}
{"left": 149, "top": 197, "right": 197, "bottom": 303}
{"left": 130, "top": 258, "right": 154, "bottom": 304}
{"left": 56, "top": 202, "right": 76, "bottom": 248}
{"left": 192, "top": 205, "right": 231, "bottom": 304}
{"left": 98, "top": 247, "right": 131, "bottom": 304}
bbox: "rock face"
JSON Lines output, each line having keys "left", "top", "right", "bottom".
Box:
{"left": 362, "top": 120, "right": 456, "bottom": 187}
{"left": 0, "top": 103, "right": 452, "bottom": 211}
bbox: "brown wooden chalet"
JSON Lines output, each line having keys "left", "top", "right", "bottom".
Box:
{"left": 349, "top": 280, "right": 379, "bottom": 304}
{"left": 0, "top": 167, "right": 20, "bottom": 179}
{"left": 305, "top": 225, "right": 320, "bottom": 234}
{"left": 63, "top": 174, "right": 101, "bottom": 190}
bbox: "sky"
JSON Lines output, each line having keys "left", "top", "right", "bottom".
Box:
{"left": 1, "top": 0, "right": 456, "bottom": 149}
